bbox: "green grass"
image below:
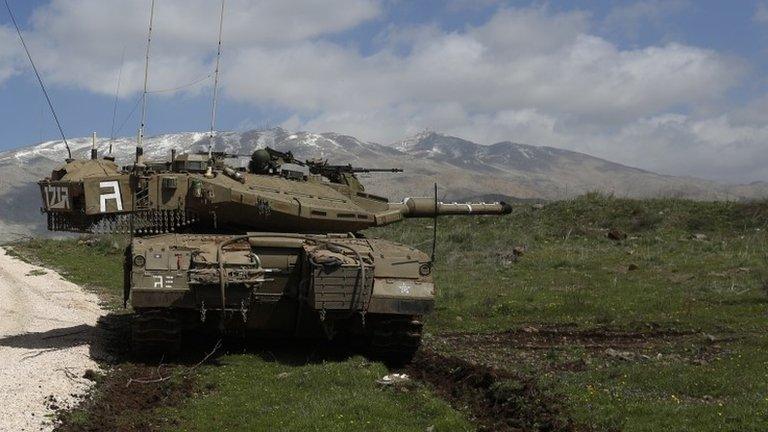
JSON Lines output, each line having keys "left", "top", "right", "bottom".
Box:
{"left": 369, "top": 194, "right": 768, "bottom": 334}
{"left": 13, "top": 194, "right": 768, "bottom": 431}
{"left": 163, "top": 355, "right": 471, "bottom": 432}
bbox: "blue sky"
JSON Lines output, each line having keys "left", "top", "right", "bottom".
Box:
{"left": 1, "top": 0, "right": 768, "bottom": 182}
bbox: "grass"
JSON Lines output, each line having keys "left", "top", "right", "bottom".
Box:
{"left": 10, "top": 193, "right": 768, "bottom": 431}
{"left": 162, "top": 354, "right": 471, "bottom": 432}
{"left": 369, "top": 193, "right": 768, "bottom": 334}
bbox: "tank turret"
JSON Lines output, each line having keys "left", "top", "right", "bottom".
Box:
{"left": 39, "top": 148, "right": 511, "bottom": 235}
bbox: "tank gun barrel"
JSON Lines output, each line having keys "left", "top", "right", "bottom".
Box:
{"left": 350, "top": 167, "right": 403, "bottom": 173}
{"left": 307, "top": 163, "right": 402, "bottom": 175}
{"left": 374, "top": 197, "right": 511, "bottom": 226}
{"left": 398, "top": 197, "right": 511, "bottom": 216}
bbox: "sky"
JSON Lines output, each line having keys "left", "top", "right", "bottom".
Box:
{"left": 1, "top": 0, "right": 768, "bottom": 183}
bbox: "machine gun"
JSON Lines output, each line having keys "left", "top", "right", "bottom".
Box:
{"left": 307, "top": 160, "right": 403, "bottom": 187}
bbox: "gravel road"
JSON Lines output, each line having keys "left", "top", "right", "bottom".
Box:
{"left": 0, "top": 247, "right": 106, "bottom": 432}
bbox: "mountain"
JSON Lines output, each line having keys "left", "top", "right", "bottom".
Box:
{"left": 1, "top": 128, "right": 766, "bottom": 242}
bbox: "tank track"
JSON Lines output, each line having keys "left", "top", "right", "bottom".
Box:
{"left": 367, "top": 316, "right": 423, "bottom": 366}
{"left": 131, "top": 309, "right": 182, "bottom": 359}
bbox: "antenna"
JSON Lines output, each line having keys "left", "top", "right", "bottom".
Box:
{"left": 109, "top": 47, "right": 126, "bottom": 155}
{"left": 91, "top": 132, "right": 98, "bottom": 159}
{"left": 208, "top": 0, "right": 226, "bottom": 161}
{"left": 431, "top": 182, "right": 438, "bottom": 263}
{"left": 4, "top": 0, "right": 71, "bottom": 160}
{"left": 137, "top": 0, "right": 156, "bottom": 165}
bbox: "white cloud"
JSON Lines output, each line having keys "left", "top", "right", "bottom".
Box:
{"left": 755, "top": 2, "right": 768, "bottom": 24}
{"left": 14, "top": 0, "right": 381, "bottom": 95}
{"left": 0, "top": 25, "right": 22, "bottom": 84}
{"left": 229, "top": 7, "right": 737, "bottom": 119}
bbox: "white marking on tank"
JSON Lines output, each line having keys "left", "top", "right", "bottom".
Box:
{"left": 99, "top": 181, "right": 123, "bottom": 212}
{"left": 398, "top": 281, "right": 411, "bottom": 295}
{"left": 44, "top": 186, "right": 70, "bottom": 209}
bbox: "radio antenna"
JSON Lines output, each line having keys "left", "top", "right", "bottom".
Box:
{"left": 109, "top": 47, "right": 126, "bottom": 155}
{"left": 136, "top": 0, "right": 155, "bottom": 165}
{"left": 4, "top": 0, "right": 71, "bottom": 160}
{"left": 208, "top": 0, "right": 226, "bottom": 161}
{"left": 431, "top": 182, "right": 438, "bottom": 263}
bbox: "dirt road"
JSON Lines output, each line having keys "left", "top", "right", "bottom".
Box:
{"left": 0, "top": 247, "right": 105, "bottom": 432}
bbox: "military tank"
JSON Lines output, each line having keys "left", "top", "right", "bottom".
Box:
{"left": 39, "top": 144, "right": 511, "bottom": 362}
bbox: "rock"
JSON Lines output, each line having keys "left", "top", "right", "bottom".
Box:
{"left": 377, "top": 373, "right": 411, "bottom": 386}
{"left": 521, "top": 325, "right": 539, "bottom": 333}
{"left": 532, "top": 203, "right": 545, "bottom": 210}
{"left": 693, "top": 233, "right": 707, "bottom": 240}
{"left": 605, "top": 348, "right": 635, "bottom": 361}
{"left": 607, "top": 229, "right": 627, "bottom": 241}
{"left": 276, "top": 372, "right": 290, "bottom": 379}
{"left": 512, "top": 245, "right": 526, "bottom": 257}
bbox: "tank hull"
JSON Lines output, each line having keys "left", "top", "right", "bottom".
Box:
{"left": 128, "top": 233, "right": 434, "bottom": 361}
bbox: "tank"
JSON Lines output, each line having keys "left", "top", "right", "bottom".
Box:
{"left": 39, "top": 147, "right": 511, "bottom": 362}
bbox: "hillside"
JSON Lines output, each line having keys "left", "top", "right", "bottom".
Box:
{"left": 1, "top": 128, "right": 766, "bottom": 241}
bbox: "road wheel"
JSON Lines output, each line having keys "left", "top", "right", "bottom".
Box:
{"left": 367, "top": 316, "right": 423, "bottom": 366}
{"left": 131, "top": 309, "right": 182, "bottom": 360}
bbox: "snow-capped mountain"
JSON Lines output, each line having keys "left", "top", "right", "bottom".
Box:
{"left": 1, "top": 128, "right": 766, "bottom": 241}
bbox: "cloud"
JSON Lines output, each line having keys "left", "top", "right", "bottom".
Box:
{"left": 229, "top": 7, "right": 737, "bottom": 119}
{"left": 446, "top": 0, "right": 503, "bottom": 12}
{"left": 755, "top": 2, "right": 768, "bottom": 24}
{"left": 603, "top": 0, "right": 689, "bottom": 40}
{"left": 0, "top": 25, "right": 22, "bottom": 84}
{"left": 14, "top": 0, "right": 381, "bottom": 94}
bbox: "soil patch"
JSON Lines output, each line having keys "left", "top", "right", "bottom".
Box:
{"left": 438, "top": 325, "right": 696, "bottom": 351}
{"left": 406, "top": 349, "right": 595, "bottom": 432}
{"left": 54, "top": 363, "right": 198, "bottom": 432}
{"left": 429, "top": 325, "right": 726, "bottom": 373}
